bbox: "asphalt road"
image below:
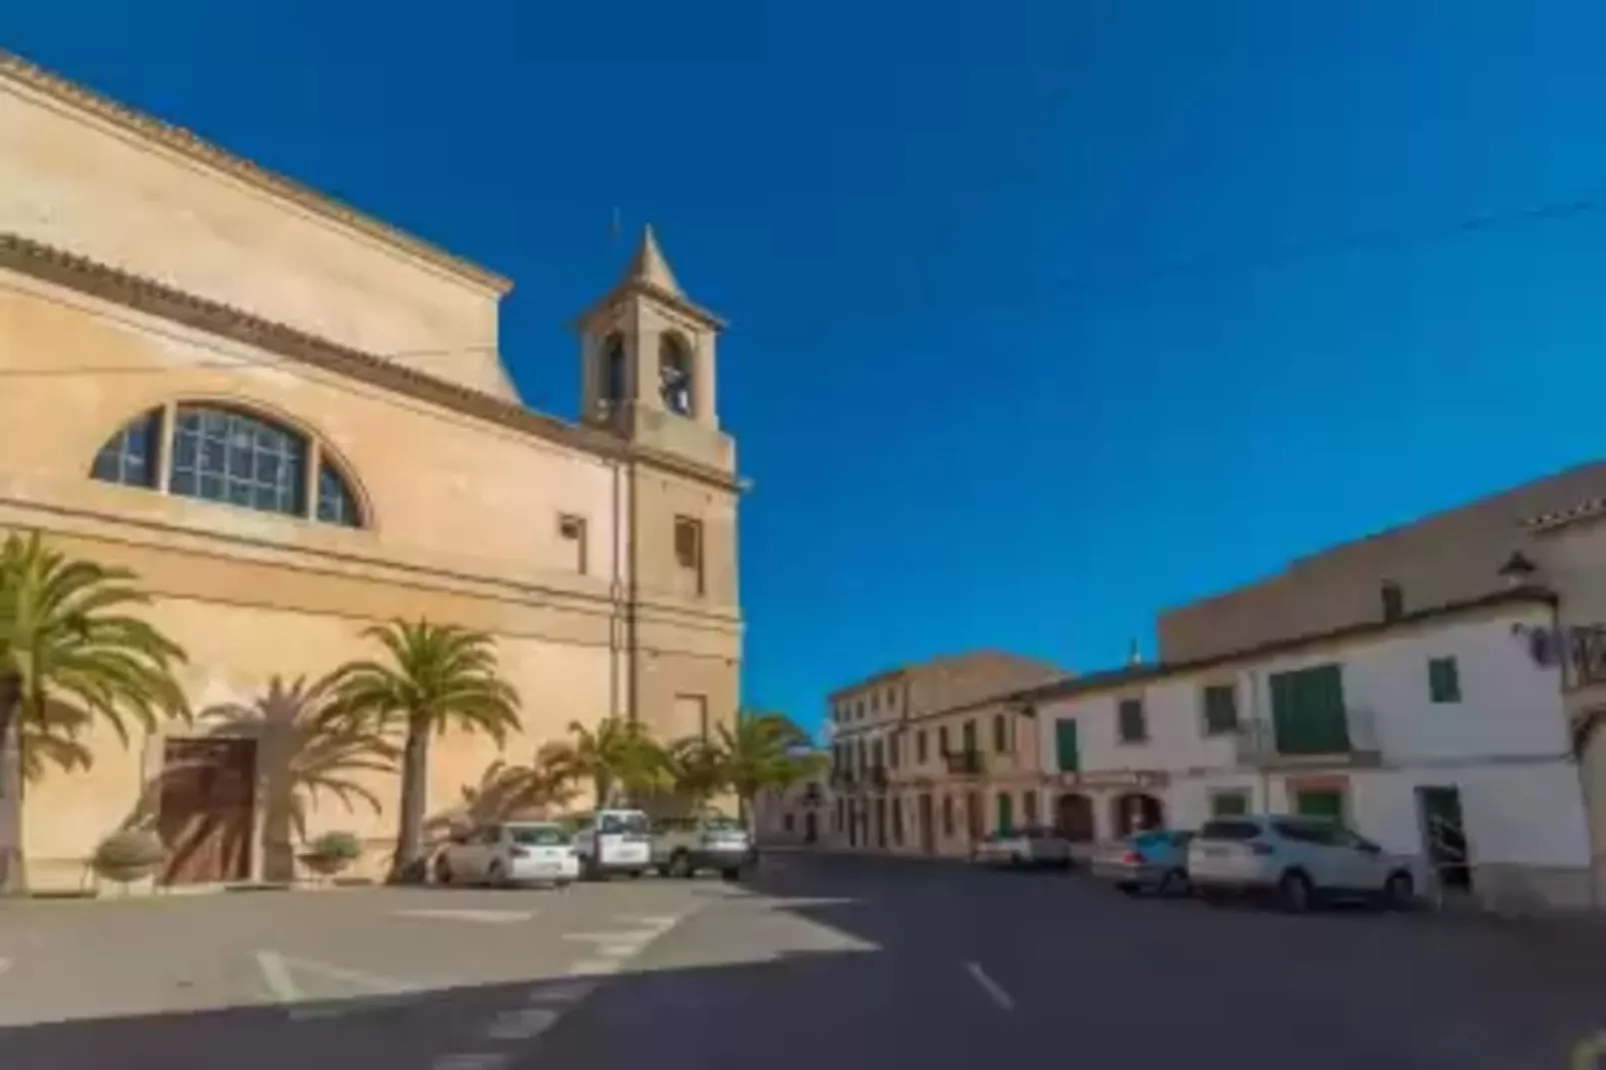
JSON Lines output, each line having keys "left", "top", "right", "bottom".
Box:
{"left": 1, "top": 854, "right": 1605, "bottom": 1069}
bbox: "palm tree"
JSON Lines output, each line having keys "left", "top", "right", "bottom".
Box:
{"left": 0, "top": 532, "right": 189, "bottom": 893}
{"left": 331, "top": 620, "right": 520, "bottom": 883}
{"left": 190, "top": 673, "right": 399, "bottom": 882}
{"left": 561, "top": 718, "right": 670, "bottom": 808}
{"left": 666, "top": 734, "right": 728, "bottom": 810}
{"left": 718, "top": 710, "right": 819, "bottom": 826}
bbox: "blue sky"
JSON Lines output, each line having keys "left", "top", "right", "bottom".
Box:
{"left": 7, "top": 3, "right": 1606, "bottom": 738}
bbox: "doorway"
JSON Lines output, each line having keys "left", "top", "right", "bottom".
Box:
{"left": 1111, "top": 792, "right": 1165, "bottom": 838}
{"left": 918, "top": 794, "right": 935, "bottom": 854}
{"left": 1416, "top": 785, "right": 1472, "bottom": 892}
{"left": 804, "top": 811, "right": 818, "bottom": 844}
{"left": 1055, "top": 792, "right": 1095, "bottom": 842}
{"left": 874, "top": 797, "right": 888, "bottom": 848}
{"left": 157, "top": 737, "right": 257, "bottom": 885}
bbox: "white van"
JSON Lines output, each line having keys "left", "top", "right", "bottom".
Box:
{"left": 569, "top": 809, "right": 653, "bottom": 879}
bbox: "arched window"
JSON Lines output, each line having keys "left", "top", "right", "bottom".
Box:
{"left": 659, "top": 332, "right": 694, "bottom": 416}
{"left": 601, "top": 332, "right": 628, "bottom": 406}
{"left": 90, "top": 403, "right": 366, "bottom": 529}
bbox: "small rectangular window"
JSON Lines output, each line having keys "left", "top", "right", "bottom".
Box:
{"left": 938, "top": 725, "right": 951, "bottom": 755}
{"left": 1117, "top": 698, "right": 1147, "bottom": 743}
{"left": 941, "top": 796, "right": 955, "bottom": 838}
{"left": 557, "top": 514, "right": 588, "bottom": 574}
{"left": 915, "top": 730, "right": 928, "bottom": 764}
{"left": 1428, "top": 656, "right": 1462, "bottom": 704}
{"left": 961, "top": 719, "right": 977, "bottom": 753}
{"left": 1202, "top": 683, "right": 1238, "bottom": 735}
{"left": 673, "top": 516, "right": 705, "bottom": 594}
{"left": 992, "top": 713, "right": 1008, "bottom": 753}
{"left": 888, "top": 735, "right": 901, "bottom": 769}
{"left": 1209, "top": 790, "right": 1251, "bottom": 818}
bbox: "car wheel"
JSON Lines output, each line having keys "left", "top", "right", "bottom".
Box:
{"left": 1157, "top": 869, "right": 1191, "bottom": 898}
{"left": 1383, "top": 871, "right": 1414, "bottom": 910}
{"left": 433, "top": 856, "right": 454, "bottom": 886}
{"left": 487, "top": 862, "right": 509, "bottom": 888}
{"left": 1278, "top": 870, "right": 1314, "bottom": 914}
{"left": 668, "top": 851, "right": 693, "bottom": 879}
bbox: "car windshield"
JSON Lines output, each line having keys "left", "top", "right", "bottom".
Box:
{"left": 702, "top": 816, "right": 743, "bottom": 832}
{"left": 507, "top": 825, "right": 567, "bottom": 846}
{"left": 1198, "top": 820, "right": 1262, "bottom": 841}
{"left": 599, "top": 813, "right": 650, "bottom": 835}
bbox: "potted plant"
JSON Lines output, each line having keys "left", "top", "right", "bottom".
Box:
{"left": 299, "top": 831, "right": 363, "bottom": 879}
{"left": 91, "top": 829, "right": 166, "bottom": 889}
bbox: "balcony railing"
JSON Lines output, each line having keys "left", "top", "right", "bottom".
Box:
{"left": 943, "top": 748, "right": 985, "bottom": 776}
{"left": 1234, "top": 707, "right": 1380, "bottom": 767}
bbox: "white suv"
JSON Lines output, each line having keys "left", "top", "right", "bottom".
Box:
{"left": 1187, "top": 815, "right": 1415, "bottom": 912}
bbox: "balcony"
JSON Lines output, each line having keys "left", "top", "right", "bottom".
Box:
{"left": 1234, "top": 707, "right": 1381, "bottom": 768}
{"left": 943, "top": 749, "right": 985, "bottom": 777}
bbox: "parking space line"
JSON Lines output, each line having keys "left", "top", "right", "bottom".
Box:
{"left": 566, "top": 958, "right": 623, "bottom": 977}
{"left": 483, "top": 1007, "right": 560, "bottom": 1041}
{"left": 965, "top": 961, "right": 1015, "bottom": 1012}
{"left": 255, "top": 951, "right": 300, "bottom": 1005}
{"left": 560, "top": 930, "right": 660, "bottom": 944}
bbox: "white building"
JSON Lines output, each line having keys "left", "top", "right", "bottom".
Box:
{"left": 1028, "top": 587, "right": 1594, "bottom": 911}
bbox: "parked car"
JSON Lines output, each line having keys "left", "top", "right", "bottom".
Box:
{"left": 1187, "top": 815, "right": 1415, "bottom": 912}
{"left": 651, "top": 813, "right": 754, "bottom": 880}
{"left": 433, "top": 821, "right": 580, "bottom": 888}
{"left": 971, "top": 826, "right": 1074, "bottom": 869}
{"left": 569, "top": 808, "right": 654, "bottom": 879}
{"left": 1091, "top": 829, "right": 1195, "bottom": 896}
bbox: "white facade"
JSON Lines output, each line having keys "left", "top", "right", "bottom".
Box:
{"left": 1034, "top": 596, "right": 1595, "bottom": 910}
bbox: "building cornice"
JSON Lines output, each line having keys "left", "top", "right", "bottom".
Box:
{"left": 0, "top": 233, "right": 745, "bottom": 494}
{"left": 0, "top": 48, "right": 513, "bottom": 296}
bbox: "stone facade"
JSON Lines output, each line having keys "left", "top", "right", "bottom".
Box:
{"left": 0, "top": 51, "right": 743, "bottom": 889}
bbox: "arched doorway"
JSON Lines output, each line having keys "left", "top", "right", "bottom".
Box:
{"left": 1111, "top": 792, "right": 1165, "bottom": 838}
{"left": 1054, "top": 792, "right": 1095, "bottom": 842}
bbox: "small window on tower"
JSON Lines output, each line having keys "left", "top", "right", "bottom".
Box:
{"left": 558, "top": 514, "right": 588, "bottom": 574}
{"left": 674, "top": 515, "right": 705, "bottom": 595}
{"left": 601, "top": 333, "right": 627, "bottom": 409}
{"left": 660, "top": 333, "right": 694, "bottom": 416}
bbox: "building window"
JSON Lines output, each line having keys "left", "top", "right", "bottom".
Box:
{"left": 1022, "top": 790, "right": 1039, "bottom": 826}
{"left": 856, "top": 739, "right": 867, "bottom": 771}
{"left": 992, "top": 713, "right": 1008, "bottom": 753}
{"left": 601, "top": 332, "right": 628, "bottom": 407}
{"left": 938, "top": 725, "right": 951, "bottom": 755}
{"left": 659, "top": 331, "right": 694, "bottom": 416}
{"left": 1117, "top": 698, "right": 1147, "bottom": 743}
{"left": 557, "top": 514, "right": 588, "bottom": 574}
{"left": 871, "top": 692, "right": 880, "bottom": 713}
{"left": 673, "top": 516, "right": 705, "bottom": 594}
{"left": 1202, "top": 683, "right": 1239, "bottom": 736}
{"left": 888, "top": 735, "right": 901, "bottom": 769}
{"left": 891, "top": 798, "right": 904, "bottom": 845}
{"left": 855, "top": 699, "right": 864, "bottom": 720}
{"left": 1269, "top": 664, "right": 1348, "bottom": 754}
{"left": 961, "top": 719, "right": 977, "bottom": 753}
{"left": 1428, "top": 656, "right": 1462, "bottom": 704}
{"left": 915, "top": 729, "right": 928, "bottom": 764}
{"left": 996, "top": 792, "right": 1014, "bottom": 836}
{"left": 1054, "top": 718, "right": 1079, "bottom": 772}
{"left": 887, "top": 687, "right": 898, "bottom": 710}
{"left": 91, "top": 407, "right": 163, "bottom": 488}
{"left": 941, "top": 795, "right": 955, "bottom": 838}
{"left": 93, "top": 403, "right": 366, "bottom": 529}
{"left": 783, "top": 813, "right": 794, "bottom": 833}
{"left": 1209, "top": 789, "right": 1251, "bottom": 818}
{"left": 1381, "top": 581, "right": 1404, "bottom": 622}
{"left": 871, "top": 739, "right": 885, "bottom": 770}
{"left": 1293, "top": 786, "right": 1346, "bottom": 824}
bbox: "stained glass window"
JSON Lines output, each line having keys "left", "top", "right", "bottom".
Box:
{"left": 90, "top": 408, "right": 163, "bottom": 488}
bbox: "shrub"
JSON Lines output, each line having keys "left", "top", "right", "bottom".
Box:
{"left": 92, "top": 829, "right": 165, "bottom": 878}
{"left": 305, "top": 831, "right": 362, "bottom": 862}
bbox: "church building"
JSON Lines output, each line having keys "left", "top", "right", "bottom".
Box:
{"left": 0, "top": 50, "right": 743, "bottom": 889}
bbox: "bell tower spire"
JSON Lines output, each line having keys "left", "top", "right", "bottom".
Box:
{"left": 576, "top": 225, "right": 733, "bottom": 474}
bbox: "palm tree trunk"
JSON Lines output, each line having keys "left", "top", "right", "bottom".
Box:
{"left": 0, "top": 670, "right": 24, "bottom": 895}
{"left": 388, "top": 723, "right": 429, "bottom": 884}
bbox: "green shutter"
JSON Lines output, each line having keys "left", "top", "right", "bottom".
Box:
{"left": 1429, "top": 657, "right": 1461, "bottom": 703}
{"left": 1055, "top": 719, "right": 1080, "bottom": 772}
{"left": 1203, "top": 684, "right": 1238, "bottom": 734}
{"left": 1270, "top": 664, "right": 1349, "bottom": 754}
{"left": 997, "top": 792, "right": 1014, "bottom": 835}
{"left": 1295, "top": 788, "right": 1344, "bottom": 823}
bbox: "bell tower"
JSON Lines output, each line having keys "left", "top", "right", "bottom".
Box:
{"left": 578, "top": 225, "right": 734, "bottom": 474}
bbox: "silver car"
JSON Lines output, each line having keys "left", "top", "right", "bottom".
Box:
{"left": 972, "top": 826, "right": 1074, "bottom": 869}
{"left": 1091, "top": 829, "right": 1194, "bottom": 896}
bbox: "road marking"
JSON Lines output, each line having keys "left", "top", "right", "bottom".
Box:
{"left": 567, "top": 958, "right": 622, "bottom": 976}
{"left": 255, "top": 950, "right": 431, "bottom": 1019}
{"left": 561, "top": 930, "right": 659, "bottom": 944}
{"left": 390, "top": 908, "right": 536, "bottom": 924}
{"left": 596, "top": 943, "right": 642, "bottom": 959}
{"left": 0, "top": 958, "right": 12, "bottom": 980}
{"left": 965, "top": 961, "right": 1015, "bottom": 1012}
{"left": 623, "top": 913, "right": 682, "bottom": 930}
{"left": 530, "top": 980, "right": 595, "bottom": 1004}
{"left": 432, "top": 1055, "right": 507, "bottom": 1070}
{"left": 255, "top": 951, "right": 300, "bottom": 1004}
{"left": 483, "top": 1007, "right": 560, "bottom": 1041}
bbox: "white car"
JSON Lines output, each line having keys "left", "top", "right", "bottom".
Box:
{"left": 972, "top": 826, "right": 1074, "bottom": 869}
{"left": 1186, "top": 815, "right": 1415, "bottom": 912}
{"left": 570, "top": 808, "right": 654, "bottom": 879}
{"left": 434, "top": 821, "right": 580, "bottom": 888}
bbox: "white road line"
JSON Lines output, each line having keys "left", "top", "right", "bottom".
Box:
{"left": 623, "top": 913, "right": 682, "bottom": 930}
{"left": 0, "top": 958, "right": 14, "bottom": 980}
{"left": 529, "top": 980, "right": 595, "bottom": 1004}
{"left": 391, "top": 908, "right": 536, "bottom": 924}
{"left": 566, "top": 958, "right": 622, "bottom": 977}
{"left": 965, "top": 961, "right": 1015, "bottom": 1012}
{"left": 596, "top": 943, "right": 642, "bottom": 959}
{"left": 254, "top": 951, "right": 301, "bottom": 1005}
{"left": 431, "top": 1055, "right": 508, "bottom": 1070}
{"left": 482, "top": 1007, "right": 560, "bottom": 1041}
{"left": 560, "top": 930, "right": 658, "bottom": 944}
